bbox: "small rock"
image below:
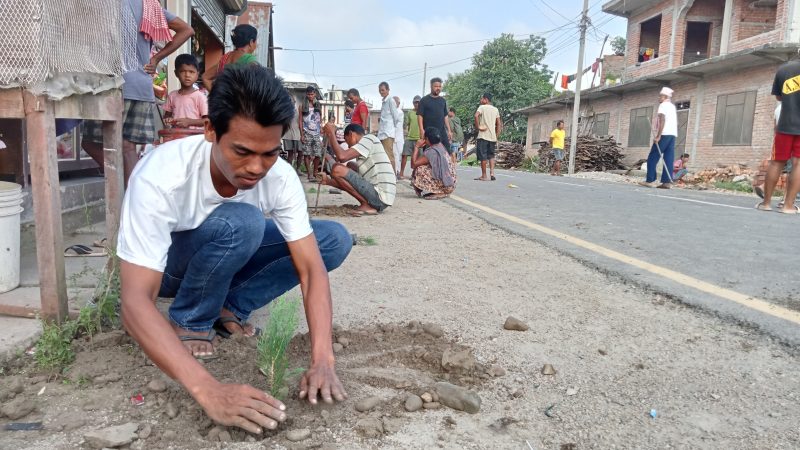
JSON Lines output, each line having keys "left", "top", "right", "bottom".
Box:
{"left": 286, "top": 428, "right": 311, "bottom": 442}
{"left": 421, "top": 393, "right": 433, "bottom": 403}
{"left": 206, "top": 426, "right": 222, "bottom": 441}
{"left": 245, "top": 435, "right": 256, "bottom": 443}
{"left": 83, "top": 423, "right": 139, "bottom": 449}
{"left": 511, "top": 389, "right": 524, "bottom": 398}
{"left": 355, "top": 396, "right": 381, "bottom": 412}
{"left": 432, "top": 391, "right": 439, "bottom": 402}
{"left": 710, "top": 393, "right": 721, "bottom": 400}
{"left": 94, "top": 373, "right": 121, "bottom": 384}
{"left": 8, "top": 377, "right": 24, "bottom": 394}
{"left": 422, "top": 323, "right": 444, "bottom": 338}
{"left": 443, "top": 416, "right": 457, "bottom": 427}
{"left": 435, "top": 382, "right": 481, "bottom": 414}
{"left": 541, "top": 364, "right": 557, "bottom": 375}
{"left": 382, "top": 417, "right": 404, "bottom": 433}
{"left": 598, "top": 349, "right": 608, "bottom": 356}
{"left": 487, "top": 365, "right": 506, "bottom": 377}
{"left": 441, "top": 348, "right": 476, "bottom": 373}
{"left": 404, "top": 395, "right": 423, "bottom": 412}
{"left": 337, "top": 337, "right": 350, "bottom": 347}
{"left": 147, "top": 379, "right": 167, "bottom": 393}
{"left": 165, "top": 402, "right": 179, "bottom": 419}
{"left": 332, "top": 343, "right": 344, "bottom": 353}
{"left": 1, "top": 397, "right": 35, "bottom": 420}
{"left": 163, "top": 429, "right": 177, "bottom": 441}
{"left": 218, "top": 430, "right": 232, "bottom": 442}
{"left": 138, "top": 424, "right": 152, "bottom": 440}
{"left": 395, "top": 381, "right": 412, "bottom": 389}
{"left": 503, "top": 316, "right": 529, "bottom": 331}
{"left": 355, "top": 418, "right": 383, "bottom": 438}
{"left": 423, "top": 402, "right": 441, "bottom": 410}
{"left": 566, "top": 388, "right": 578, "bottom": 396}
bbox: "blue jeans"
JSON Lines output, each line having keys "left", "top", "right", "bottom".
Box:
{"left": 159, "top": 203, "right": 352, "bottom": 332}
{"left": 646, "top": 135, "right": 676, "bottom": 184}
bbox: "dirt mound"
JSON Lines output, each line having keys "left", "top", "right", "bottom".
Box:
{"left": 0, "top": 322, "right": 497, "bottom": 449}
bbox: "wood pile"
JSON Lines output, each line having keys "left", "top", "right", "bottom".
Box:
{"left": 495, "top": 142, "right": 526, "bottom": 168}
{"left": 688, "top": 164, "right": 754, "bottom": 184}
{"left": 539, "top": 136, "right": 626, "bottom": 172}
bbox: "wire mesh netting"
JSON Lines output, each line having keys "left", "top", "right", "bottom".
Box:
{"left": 0, "top": 0, "right": 129, "bottom": 94}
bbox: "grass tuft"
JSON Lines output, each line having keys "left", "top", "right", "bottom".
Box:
{"left": 357, "top": 236, "right": 378, "bottom": 246}
{"left": 257, "top": 297, "right": 301, "bottom": 399}
{"left": 713, "top": 181, "right": 753, "bottom": 193}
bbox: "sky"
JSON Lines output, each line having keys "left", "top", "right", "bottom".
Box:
{"left": 269, "top": 0, "right": 627, "bottom": 109}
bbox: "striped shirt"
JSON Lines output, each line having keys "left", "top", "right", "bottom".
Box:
{"left": 352, "top": 134, "right": 396, "bottom": 206}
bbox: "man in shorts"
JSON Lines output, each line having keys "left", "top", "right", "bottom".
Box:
{"left": 474, "top": 93, "right": 501, "bottom": 181}
{"left": 400, "top": 95, "right": 422, "bottom": 179}
{"left": 82, "top": 0, "right": 194, "bottom": 185}
{"left": 300, "top": 86, "right": 323, "bottom": 181}
{"left": 282, "top": 95, "right": 302, "bottom": 173}
{"left": 320, "top": 123, "right": 396, "bottom": 216}
{"left": 549, "top": 120, "right": 566, "bottom": 176}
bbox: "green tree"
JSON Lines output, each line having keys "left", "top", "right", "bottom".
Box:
{"left": 444, "top": 34, "right": 554, "bottom": 144}
{"left": 611, "top": 36, "right": 626, "bottom": 55}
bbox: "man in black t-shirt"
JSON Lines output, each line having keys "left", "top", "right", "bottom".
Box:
{"left": 759, "top": 60, "right": 800, "bottom": 214}
{"left": 416, "top": 77, "right": 452, "bottom": 152}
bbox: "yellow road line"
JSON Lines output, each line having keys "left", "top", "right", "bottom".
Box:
{"left": 450, "top": 194, "right": 800, "bottom": 325}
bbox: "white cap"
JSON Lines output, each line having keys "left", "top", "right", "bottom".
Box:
{"left": 660, "top": 87, "right": 674, "bottom": 97}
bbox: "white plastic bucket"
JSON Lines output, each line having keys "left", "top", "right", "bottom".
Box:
{"left": 0, "top": 181, "right": 23, "bottom": 293}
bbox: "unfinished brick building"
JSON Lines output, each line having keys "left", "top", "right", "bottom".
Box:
{"left": 519, "top": 0, "right": 800, "bottom": 169}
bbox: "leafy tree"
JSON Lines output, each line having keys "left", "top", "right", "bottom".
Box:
{"left": 444, "top": 34, "right": 554, "bottom": 144}
{"left": 611, "top": 36, "right": 626, "bottom": 56}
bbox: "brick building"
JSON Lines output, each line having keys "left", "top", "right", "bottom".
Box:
{"left": 518, "top": 0, "right": 800, "bottom": 169}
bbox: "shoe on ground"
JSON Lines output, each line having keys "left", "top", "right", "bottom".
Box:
{"left": 638, "top": 181, "right": 657, "bottom": 188}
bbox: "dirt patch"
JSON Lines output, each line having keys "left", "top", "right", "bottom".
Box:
{"left": 0, "top": 322, "right": 497, "bottom": 449}
{"left": 309, "top": 205, "right": 360, "bottom": 217}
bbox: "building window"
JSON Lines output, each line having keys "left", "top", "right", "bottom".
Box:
{"left": 593, "top": 113, "right": 610, "bottom": 136}
{"left": 628, "top": 106, "right": 653, "bottom": 147}
{"left": 638, "top": 15, "right": 661, "bottom": 63}
{"left": 683, "top": 22, "right": 712, "bottom": 65}
{"left": 713, "top": 91, "right": 757, "bottom": 146}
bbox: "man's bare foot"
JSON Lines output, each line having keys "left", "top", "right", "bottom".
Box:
{"left": 219, "top": 309, "right": 258, "bottom": 336}
{"left": 171, "top": 323, "right": 217, "bottom": 358}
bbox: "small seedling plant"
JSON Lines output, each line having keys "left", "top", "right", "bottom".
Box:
{"left": 257, "top": 297, "right": 301, "bottom": 399}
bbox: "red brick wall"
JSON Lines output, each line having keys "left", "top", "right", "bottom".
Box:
{"left": 526, "top": 64, "right": 779, "bottom": 169}
{"left": 625, "top": 0, "right": 675, "bottom": 80}
{"left": 731, "top": 0, "right": 779, "bottom": 41}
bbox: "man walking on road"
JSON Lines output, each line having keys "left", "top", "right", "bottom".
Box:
{"left": 377, "top": 82, "right": 401, "bottom": 174}
{"left": 417, "top": 77, "right": 451, "bottom": 153}
{"left": 448, "top": 107, "right": 464, "bottom": 164}
{"left": 757, "top": 60, "right": 800, "bottom": 213}
{"left": 401, "top": 95, "right": 422, "bottom": 179}
{"left": 474, "top": 93, "right": 501, "bottom": 181}
{"left": 639, "top": 87, "right": 677, "bottom": 189}
{"left": 549, "top": 120, "right": 566, "bottom": 176}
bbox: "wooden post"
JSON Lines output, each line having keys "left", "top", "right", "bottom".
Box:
{"left": 102, "top": 94, "right": 124, "bottom": 253}
{"left": 23, "top": 91, "right": 68, "bottom": 323}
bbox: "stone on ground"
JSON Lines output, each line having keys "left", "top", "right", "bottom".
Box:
{"left": 1, "top": 397, "right": 35, "bottom": 420}
{"left": 355, "top": 396, "right": 381, "bottom": 412}
{"left": 355, "top": 417, "right": 384, "bottom": 437}
{"left": 147, "top": 378, "right": 167, "bottom": 393}
{"left": 286, "top": 428, "right": 311, "bottom": 442}
{"left": 435, "top": 382, "right": 481, "bottom": 414}
{"left": 404, "top": 394, "right": 423, "bottom": 412}
{"left": 83, "top": 423, "right": 139, "bottom": 449}
{"left": 503, "top": 316, "right": 529, "bottom": 331}
{"left": 441, "top": 348, "right": 476, "bottom": 372}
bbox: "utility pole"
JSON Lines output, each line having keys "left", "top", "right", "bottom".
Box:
{"left": 568, "top": 0, "right": 590, "bottom": 175}
{"left": 422, "top": 62, "right": 427, "bottom": 96}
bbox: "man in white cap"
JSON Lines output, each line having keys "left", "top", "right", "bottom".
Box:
{"left": 640, "top": 87, "right": 678, "bottom": 189}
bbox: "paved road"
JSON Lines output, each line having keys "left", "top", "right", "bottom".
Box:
{"left": 448, "top": 166, "right": 800, "bottom": 344}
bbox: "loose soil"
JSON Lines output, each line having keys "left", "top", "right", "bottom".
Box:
{"left": 1, "top": 182, "right": 799, "bottom": 449}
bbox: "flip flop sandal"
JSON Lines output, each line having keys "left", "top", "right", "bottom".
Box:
{"left": 777, "top": 205, "right": 800, "bottom": 214}
{"left": 64, "top": 244, "right": 108, "bottom": 257}
{"left": 491, "top": 175, "right": 497, "bottom": 181}
{"left": 178, "top": 329, "right": 218, "bottom": 361}
{"left": 474, "top": 177, "right": 488, "bottom": 181}
{"left": 213, "top": 316, "right": 262, "bottom": 339}
{"left": 755, "top": 202, "right": 772, "bottom": 212}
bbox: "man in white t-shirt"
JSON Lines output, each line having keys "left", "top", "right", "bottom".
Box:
{"left": 639, "top": 86, "right": 678, "bottom": 189}
{"left": 118, "top": 65, "right": 352, "bottom": 433}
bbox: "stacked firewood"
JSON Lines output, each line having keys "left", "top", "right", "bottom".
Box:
{"left": 539, "top": 136, "right": 626, "bottom": 172}
{"left": 494, "top": 142, "right": 526, "bottom": 169}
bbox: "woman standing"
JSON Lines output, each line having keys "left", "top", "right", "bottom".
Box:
{"left": 202, "top": 24, "right": 258, "bottom": 90}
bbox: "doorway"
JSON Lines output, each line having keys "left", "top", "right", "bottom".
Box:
{"left": 683, "top": 22, "right": 712, "bottom": 64}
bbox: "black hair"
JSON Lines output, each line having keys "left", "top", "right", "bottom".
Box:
{"left": 379, "top": 81, "right": 389, "bottom": 90}
{"left": 682, "top": 153, "right": 690, "bottom": 158}
{"left": 344, "top": 99, "right": 354, "bottom": 108}
{"left": 482, "top": 92, "right": 492, "bottom": 102}
{"left": 174, "top": 53, "right": 199, "bottom": 70}
{"left": 424, "top": 127, "right": 442, "bottom": 145}
{"left": 347, "top": 88, "right": 360, "bottom": 97}
{"left": 208, "top": 64, "right": 295, "bottom": 140}
{"left": 448, "top": 107, "right": 456, "bottom": 113}
{"left": 430, "top": 77, "right": 443, "bottom": 85}
{"left": 344, "top": 123, "right": 365, "bottom": 137}
{"left": 306, "top": 85, "right": 316, "bottom": 93}
{"left": 557, "top": 120, "right": 564, "bottom": 126}
{"left": 230, "top": 24, "right": 258, "bottom": 49}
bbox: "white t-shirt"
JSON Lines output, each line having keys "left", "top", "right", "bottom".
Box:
{"left": 658, "top": 101, "right": 678, "bottom": 136}
{"left": 117, "top": 135, "right": 312, "bottom": 272}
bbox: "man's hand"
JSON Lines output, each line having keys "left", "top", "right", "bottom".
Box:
{"left": 654, "top": 135, "right": 661, "bottom": 144}
{"left": 416, "top": 138, "right": 425, "bottom": 148}
{"left": 144, "top": 57, "right": 160, "bottom": 75}
{"left": 301, "top": 134, "right": 306, "bottom": 144}
{"left": 299, "top": 361, "right": 347, "bottom": 405}
{"left": 195, "top": 381, "right": 287, "bottom": 434}
{"left": 172, "top": 118, "right": 191, "bottom": 128}
{"left": 323, "top": 122, "right": 337, "bottom": 137}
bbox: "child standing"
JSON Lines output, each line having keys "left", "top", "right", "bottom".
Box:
{"left": 163, "top": 54, "right": 208, "bottom": 129}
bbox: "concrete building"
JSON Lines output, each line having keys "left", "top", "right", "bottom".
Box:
{"left": 519, "top": 0, "right": 800, "bottom": 169}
